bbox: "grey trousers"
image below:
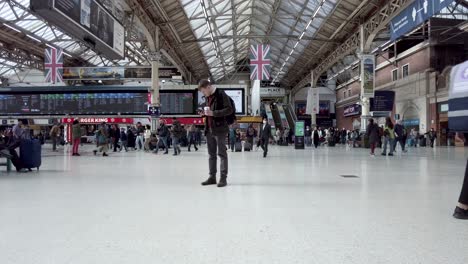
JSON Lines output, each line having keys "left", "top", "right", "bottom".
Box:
{"left": 206, "top": 131, "right": 228, "bottom": 179}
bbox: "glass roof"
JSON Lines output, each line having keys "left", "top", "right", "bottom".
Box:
{"left": 180, "top": 0, "right": 337, "bottom": 81}
{"left": 0, "top": 0, "right": 147, "bottom": 77}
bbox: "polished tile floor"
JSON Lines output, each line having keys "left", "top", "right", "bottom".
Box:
{"left": 0, "top": 144, "right": 467, "bottom": 264}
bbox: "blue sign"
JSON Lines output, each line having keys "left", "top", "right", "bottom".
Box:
{"left": 390, "top": 0, "right": 454, "bottom": 41}
{"left": 148, "top": 106, "right": 161, "bottom": 117}
{"left": 403, "top": 119, "right": 420, "bottom": 126}
{"left": 370, "top": 91, "right": 395, "bottom": 112}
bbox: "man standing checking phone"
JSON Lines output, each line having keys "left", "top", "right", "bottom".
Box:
{"left": 198, "top": 79, "right": 234, "bottom": 188}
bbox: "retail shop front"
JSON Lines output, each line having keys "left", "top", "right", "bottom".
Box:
{"left": 336, "top": 103, "right": 361, "bottom": 130}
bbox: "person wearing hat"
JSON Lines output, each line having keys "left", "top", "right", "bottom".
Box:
{"left": 198, "top": 79, "right": 234, "bottom": 188}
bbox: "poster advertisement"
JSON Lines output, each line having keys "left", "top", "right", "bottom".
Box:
{"left": 318, "top": 101, "right": 330, "bottom": 118}
{"left": 295, "top": 101, "right": 309, "bottom": 119}
{"left": 361, "top": 55, "right": 375, "bottom": 97}
{"left": 80, "top": 0, "right": 91, "bottom": 27}
{"left": 55, "top": 0, "right": 81, "bottom": 23}
{"left": 197, "top": 89, "right": 244, "bottom": 114}
{"left": 62, "top": 67, "right": 124, "bottom": 80}
{"left": 306, "top": 87, "right": 319, "bottom": 114}
{"left": 90, "top": 0, "right": 114, "bottom": 47}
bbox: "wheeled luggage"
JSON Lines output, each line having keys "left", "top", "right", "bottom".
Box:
{"left": 235, "top": 142, "right": 242, "bottom": 152}
{"left": 244, "top": 142, "right": 252, "bottom": 151}
{"left": 20, "top": 139, "right": 41, "bottom": 170}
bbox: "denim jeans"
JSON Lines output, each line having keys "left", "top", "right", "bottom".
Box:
{"left": 172, "top": 137, "right": 180, "bottom": 154}
{"left": 382, "top": 137, "right": 395, "bottom": 154}
{"left": 135, "top": 135, "right": 144, "bottom": 150}
{"left": 157, "top": 136, "right": 168, "bottom": 153}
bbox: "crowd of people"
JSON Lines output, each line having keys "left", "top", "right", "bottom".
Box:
{"left": 71, "top": 119, "right": 205, "bottom": 157}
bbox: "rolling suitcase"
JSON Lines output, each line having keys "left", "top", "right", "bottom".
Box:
{"left": 20, "top": 139, "right": 42, "bottom": 171}
{"left": 235, "top": 142, "right": 242, "bottom": 152}
{"left": 244, "top": 142, "right": 252, "bottom": 151}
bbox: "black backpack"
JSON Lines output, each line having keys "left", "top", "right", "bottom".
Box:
{"left": 226, "top": 96, "right": 236, "bottom": 125}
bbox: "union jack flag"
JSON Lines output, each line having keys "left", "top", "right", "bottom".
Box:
{"left": 250, "top": 44, "right": 271, "bottom": 80}
{"left": 44, "top": 47, "right": 63, "bottom": 83}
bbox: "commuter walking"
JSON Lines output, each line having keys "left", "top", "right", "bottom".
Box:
{"left": 71, "top": 120, "right": 82, "bottom": 156}
{"left": 228, "top": 125, "right": 236, "bottom": 152}
{"left": 144, "top": 125, "right": 152, "bottom": 151}
{"left": 366, "top": 118, "right": 379, "bottom": 156}
{"left": 171, "top": 118, "right": 184, "bottom": 156}
{"left": 135, "top": 122, "right": 145, "bottom": 151}
{"left": 313, "top": 127, "right": 320, "bottom": 148}
{"left": 246, "top": 125, "right": 256, "bottom": 147}
{"left": 93, "top": 123, "right": 109, "bottom": 156}
{"left": 157, "top": 120, "right": 169, "bottom": 154}
{"left": 454, "top": 161, "right": 468, "bottom": 219}
{"left": 394, "top": 121, "right": 407, "bottom": 152}
{"left": 382, "top": 117, "right": 395, "bottom": 156}
{"left": 198, "top": 79, "right": 234, "bottom": 187}
{"left": 187, "top": 125, "right": 199, "bottom": 152}
{"left": 110, "top": 124, "right": 121, "bottom": 152}
{"left": 50, "top": 122, "right": 61, "bottom": 152}
{"left": 428, "top": 128, "right": 437, "bottom": 148}
{"left": 259, "top": 117, "right": 272, "bottom": 158}
{"left": 127, "top": 128, "right": 136, "bottom": 150}
{"left": 305, "top": 126, "right": 312, "bottom": 147}
{"left": 120, "top": 128, "right": 128, "bottom": 152}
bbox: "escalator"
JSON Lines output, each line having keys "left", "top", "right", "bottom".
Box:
{"left": 263, "top": 103, "right": 277, "bottom": 135}
{"left": 280, "top": 103, "right": 297, "bottom": 130}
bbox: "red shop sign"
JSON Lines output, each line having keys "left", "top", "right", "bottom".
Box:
{"left": 62, "top": 117, "right": 134, "bottom": 124}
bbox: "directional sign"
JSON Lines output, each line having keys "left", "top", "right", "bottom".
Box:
{"left": 390, "top": 0, "right": 454, "bottom": 41}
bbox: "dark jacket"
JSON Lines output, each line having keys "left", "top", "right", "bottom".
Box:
{"left": 313, "top": 130, "right": 320, "bottom": 143}
{"left": 366, "top": 123, "right": 379, "bottom": 144}
{"left": 171, "top": 120, "right": 185, "bottom": 139}
{"left": 205, "top": 89, "right": 234, "bottom": 135}
{"left": 260, "top": 123, "right": 272, "bottom": 140}
{"left": 394, "top": 124, "right": 404, "bottom": 138}
{"left": 120, "top": 131, "right": 128, "bottom": 141}
{"left": 158, "top": 124, "right": 169, "bottom": 137}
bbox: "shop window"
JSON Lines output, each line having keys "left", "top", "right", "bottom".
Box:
{"left": 392, "top": 69, "right": 398, "bottom": 81}
{"left": 402, "top": 64, "right": 409, "bottom": 78}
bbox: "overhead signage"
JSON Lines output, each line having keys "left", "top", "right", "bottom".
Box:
{"left": 361, "top": 55, "right": 375, "bottom": 97}
{"left": 62, "top": 118, "right": 134, "bottom": 124}
{"left": 370, "top": 91, "right": 395, "bottom": 112}
{"left": 31, "top": 0, "right": 125, "bottom": 59}
{"left": 402, "top": 119, "right": 420, "bottom": 126}
{"left": 62, "top": 67, "right": 181, "bottom": 80}
{"left": 344, "top": 104, "right": 361, "bottom": 117}
{"left": 260, "top": 87, "right": 286, "bottom": 97}
{"left": 148, "top": 106, "right": 161, "bottom": 117}
{"left": 390, "top": 0, "right": 455, "bottom": 41}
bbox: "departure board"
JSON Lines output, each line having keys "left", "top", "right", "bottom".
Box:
{"left": 159, "top": 92, "right": 194, "bottom": 115}
{"left": 0, "top": 93, "right": 148, "bottom": 115}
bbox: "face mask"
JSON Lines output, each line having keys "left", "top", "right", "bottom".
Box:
{"left": 263, "top": 121, "right": 267, "bottom": 124}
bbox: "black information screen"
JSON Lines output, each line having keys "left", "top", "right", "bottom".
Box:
{"left": 159, "top": 92, "right": 194, "bottom": 115}
{"left": 0, "top": 92, "right": 148, "bottom": 115}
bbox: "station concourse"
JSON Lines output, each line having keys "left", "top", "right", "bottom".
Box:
{"left": 0, "top": 0, "right": 467, "bottom": 263}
